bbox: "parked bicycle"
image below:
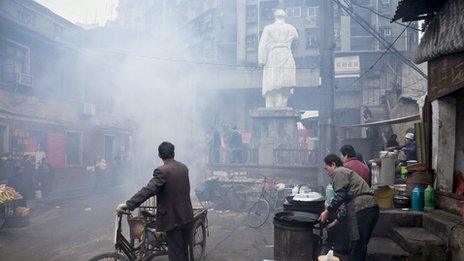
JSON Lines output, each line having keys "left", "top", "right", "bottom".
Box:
{"left": 247, "top": 175, "right": 288, "bottom": 228}
{"left": 214, "top": 181, "right": 249, "bottom": 211}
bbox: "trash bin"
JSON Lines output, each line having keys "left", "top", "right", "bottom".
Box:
{"left": 274, "top": 211, "right": 320, "bottom": 261}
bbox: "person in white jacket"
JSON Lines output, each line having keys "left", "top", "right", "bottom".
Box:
{"left": 258, "top": 9, "right": 298, "bottom": 108}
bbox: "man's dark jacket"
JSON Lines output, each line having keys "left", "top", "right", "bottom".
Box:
{"left": 126, "top": 159, "right": 194, "bottom": 232}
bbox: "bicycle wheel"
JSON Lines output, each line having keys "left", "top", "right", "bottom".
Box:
{"left": 247, "top": 199, "right": 270, "bottom": 228}
{"left": 88, "top": 252, "right": 128, "bottom": 261}
{"left": 190, "top": 219, "right": 207, "bottom": 261}
{"left": 0, "top": 203, "right": 7, "bottom": 231}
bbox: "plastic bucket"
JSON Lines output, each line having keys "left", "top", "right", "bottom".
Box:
{"left": 374, "top": 186, "right": 394, "bottom": 209}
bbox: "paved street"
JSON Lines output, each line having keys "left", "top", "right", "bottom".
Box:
{"left": 0, "top": 187, "right": 273, "bottom": 261}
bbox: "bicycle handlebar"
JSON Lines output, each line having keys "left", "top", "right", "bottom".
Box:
{"left": 116, "top": 209, "right": 132, "bottom": 217}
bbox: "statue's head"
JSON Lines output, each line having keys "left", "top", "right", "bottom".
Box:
{"left": 274, "top": 9, "right": 287, "bottom": 20}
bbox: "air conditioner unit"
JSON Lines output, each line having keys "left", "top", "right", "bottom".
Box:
{"left": 17, "top": 73, "right": 33, "bottom": 87}
{"left": 83, "top": 103, "right": 96, "bottom": 116}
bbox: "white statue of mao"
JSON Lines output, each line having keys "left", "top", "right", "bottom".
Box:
{"left": 258, "top": 9, "right": 298, "bottom": 108}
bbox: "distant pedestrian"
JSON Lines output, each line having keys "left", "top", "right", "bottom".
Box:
{"left": 340, "top": 145, "right": 371, "bottom": 186}
{"left": 210, "top": 127, "right": 221, "bottom": 163}
{"left": 22, "top": 155, "right": 36, "bottom": 200}
{"left": 0, "top": 153, "right": 14, "bottom": 182}
{"left": 94, "top": 159, "right": 107, "bottom": 190}
{"left": 38, "top": 157, "right": 54, "bottom": 197}
{"left": 113, "top": 155, "right": 123, "bottom": 185}
{"left": 401, "top": 133, "right": 417, "bottom": 161}
{"left": 385, "top": 134, "right": 400, "bottom": 151}
{"left": 229, "top": 126, "right": 243, "bottom": 163}
{"left": 8, "top": 164, "right": 27, "bottom": 206}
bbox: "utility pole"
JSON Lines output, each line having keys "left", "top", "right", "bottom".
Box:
{"left": 319, "top": 0, "right": 335, "bottom": 170}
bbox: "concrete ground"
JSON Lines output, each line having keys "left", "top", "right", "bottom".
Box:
{"left": 0, "top": 187, "right": 274, "bottom": 261}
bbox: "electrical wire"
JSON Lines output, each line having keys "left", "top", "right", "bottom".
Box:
{"left": 350, "top": 23, "right": 410, "bottom": 86}
{"left": 333, "top": 0, "right": 426, "bottom": 79}
{"left": 337, "top": 0, "right": 426, "bottom": 79}
{"left": 80, "top": 46, "right": 321, "bottom": 70}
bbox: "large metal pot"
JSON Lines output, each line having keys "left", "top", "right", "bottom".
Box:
{"left": 274, "top": 211, "right": 320, "bottom": 261}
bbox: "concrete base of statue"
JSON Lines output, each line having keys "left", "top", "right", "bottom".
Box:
{"left": 250, "top": 107, "right": 300, "bottom": 165}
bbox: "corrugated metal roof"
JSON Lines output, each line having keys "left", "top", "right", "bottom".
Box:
{"left": 392, "top": 0, "right": 446, "bottom": 22}
{"left": 412, "top": 0, "right": 464, "bottom": 63}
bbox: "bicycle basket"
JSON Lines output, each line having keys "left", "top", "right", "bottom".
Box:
{"left": 127, "top": 216, "right": 146, "bottom": 240}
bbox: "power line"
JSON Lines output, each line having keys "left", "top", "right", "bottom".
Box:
{"left": 345, "top": 0, "right": 422, "bottom": 32}
{"left": 73, "top": 45, "right": 324, "bottom": 71}
{"left": 402, "top": 78, "right": 427, "bottom": 89}
{"left": 333, "top": 0, "right": 427, "bottom": 79}
{"left": 351, "top": 23, "right": 410, "bottom": 86}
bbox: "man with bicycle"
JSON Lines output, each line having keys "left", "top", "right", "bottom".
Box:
{"left": 116, "top": 142, "right": 194, "bottom": 261}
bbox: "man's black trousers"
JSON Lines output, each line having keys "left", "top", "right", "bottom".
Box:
{"left": 349, "top": 206, "right": 379, "bottom": 261}
{"left": 166, "top": 222, "right": 193, "bottom": 261}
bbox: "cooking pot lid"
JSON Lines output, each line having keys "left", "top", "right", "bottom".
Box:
{"left": 274, "top": 211, "right": 320, "bottom": 225}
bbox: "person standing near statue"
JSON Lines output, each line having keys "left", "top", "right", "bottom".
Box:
{"left": 258, "top": 9, "right": 298, "bottom": 108}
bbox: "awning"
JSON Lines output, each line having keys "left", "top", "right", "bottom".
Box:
{"left": 412, "top": 0, "right": 464, "bottom": 63}
{"left": 340, "top": 114, "right": 420, "bottom": 128}
{"left": 393, "top": 0, "right": 464, "bottom": 63}
{"left": 392, "top": 0, "right": 446, "bottom": 22}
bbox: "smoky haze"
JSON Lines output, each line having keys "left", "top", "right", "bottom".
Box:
{"left": 63, "top": 25, "right": 211, "bottom": 188}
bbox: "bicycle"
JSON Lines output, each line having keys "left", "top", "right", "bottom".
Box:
{"left": 247, "top": 175, "right": 287, "bottom": 228}
{"left": 214, "top": 181, "right": 249, "bottom": 211}
{"left": 89, "top": 206, "right": 207, "bottom": 261}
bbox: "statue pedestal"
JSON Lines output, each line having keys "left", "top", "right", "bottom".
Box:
{"left": 250, "top": 108, "right": 300, "bottom": 165}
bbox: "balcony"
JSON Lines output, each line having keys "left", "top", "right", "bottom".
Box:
{"left": 208, "top": 148, "right": 318, "bottom": 167}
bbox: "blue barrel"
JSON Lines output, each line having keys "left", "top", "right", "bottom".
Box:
{"left": 411, "top": 186, "right": 424, "bottom": 211}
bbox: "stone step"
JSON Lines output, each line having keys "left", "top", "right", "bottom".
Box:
{"left": 422, "top": 209, "right": 464, "bottom": 260}
{"left": 373, "top": 209, "right": 423, "bottom": 237}
{"left": 392, "top": 227, "right": 446, "bottom": 261}
{"left": 422, "top": 209, "right": 461, "bottom": 242}
{"left": 367, "top": 237, "right": 410, "bottom": 261}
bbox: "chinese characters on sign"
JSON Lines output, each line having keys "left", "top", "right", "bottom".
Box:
{"left": 334, "top": 56, "right": 360, "bottom": 78}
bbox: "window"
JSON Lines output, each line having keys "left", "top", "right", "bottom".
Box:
{"left": 380, "top": 27, "right": 392, "bottom": 36}
{"left": 104, "top": 135, "right": 115, "bottom": 161}
{"left": 246, "top": 5, "right": 257, "bottom": 22}
{"left": 53, "top": 24, "right": 65, "bottom": 37}
{"left": 380, "top": 0, "right": 391, "bottom": 5}
{"left": 286, "top": 7, "right": 301, "bottom": 17}
{"left": 292, "top": 39, "right": 299, "bottom": 50}
{"left": 407, "top": 29, "right": 419, "bottom": 50}
{"left": 0, "top": 125, "right": 8, "bottom": 155}
{"left": 11, "top": 130, "right": 46, "bottom": 156}
{"left": 66, "top": 132, "right": 82, "bottom": 166}
{"left": 0, "top": 39, "right": 30, "bottom": 83}
{"left": 246, "top": 35, "right": 257, "bottom": 51}
{"left": 17, "top": 6, "right": 36, "bottom": 26}
{"left": 307, "top": 6, "right": 319, "bottom": 17}
{"left": 261, "top": 6, "right": 276, "bottom": 20}
{"left": 353, "top": 0, "right": 371, "bottom": 5}
{"left": 305, "top": 28, "right": 319, "bottom": 49}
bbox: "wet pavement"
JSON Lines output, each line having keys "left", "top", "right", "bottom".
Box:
{"left": 0, "top": 187, "right": 273, "bottom": 261}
